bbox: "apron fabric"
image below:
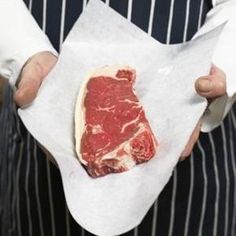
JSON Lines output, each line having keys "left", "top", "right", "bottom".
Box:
{"left": 0, "top": 0, "right": 236, "bottom": 236}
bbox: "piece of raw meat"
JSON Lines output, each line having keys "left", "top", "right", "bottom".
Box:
{"left": 75, "top": 65, "right": 157, "bottom": 177}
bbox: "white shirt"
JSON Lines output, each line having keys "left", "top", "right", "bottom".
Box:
{"left": 0, "top": 0, "right": 235, "bottom": 132}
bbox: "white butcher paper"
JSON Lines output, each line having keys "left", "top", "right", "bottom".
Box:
{"left": 18, "top": 0, "right": 227, "bottom": 235}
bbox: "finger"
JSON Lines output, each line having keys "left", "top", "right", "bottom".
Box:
{"left": 14, "top": 65, "right": 43, "bottom": 107}
{"left": 195, "top": 74, "right": 226, "bottom": 99}
{"left": 14, "top": 77, "right": 42, "bottom": 107}
{"left": 180, "top": 121, "right": 201, "bottom": 160}
{"left": 210, "top": 64, "right": 226, "bottom": 78}
{"left": 37, "top": 142, "right": 58, "bottom": 167}
{"left": 196, "top": 76, "right": 226, "bottom": 98}
{"left": 181, "top": 141, "right": 196, "bottom": 160}
{"left": 180, "top": 132, "right": 198, "bottom": 160}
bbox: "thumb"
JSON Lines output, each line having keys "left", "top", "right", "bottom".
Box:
{"left": 14, "top": 63, "right": 44, "bottom": 107}
{"left": 195, "top": 65, "right": 226, "bottom": 99}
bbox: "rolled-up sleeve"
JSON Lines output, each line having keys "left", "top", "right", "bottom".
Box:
{"left": 0, "top": 0, "right": 57, "bottom": 86}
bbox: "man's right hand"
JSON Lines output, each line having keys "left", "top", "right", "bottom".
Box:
{"left": 14, "top": 51, "right": 58, "bottom": 107}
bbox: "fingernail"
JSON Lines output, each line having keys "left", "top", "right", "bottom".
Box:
{"left": 210, "top": 65, "right": 216, "bottom": 75}
{"left": 179, "top": 151, "right": 187, "bottom": 162}
{"left": 179, "top": 155, "right": 187, "bottom": 162}
{"left": 197, "top": 78, "right": 213, "bottom": 92}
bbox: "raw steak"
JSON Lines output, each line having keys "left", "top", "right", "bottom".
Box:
{"left": 75, "top": 65, "right": 157, "bottom": 177}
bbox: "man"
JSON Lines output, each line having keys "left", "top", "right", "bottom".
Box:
{"left": 0, "top": 0, "right": 235, "bottom": 235}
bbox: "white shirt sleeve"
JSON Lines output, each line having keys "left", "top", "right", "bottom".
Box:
{"left": 0, "top": 0, "right": 58, "bottom": 87}
{"left": 193, "top": 0, "right": 236, "bottom": 132}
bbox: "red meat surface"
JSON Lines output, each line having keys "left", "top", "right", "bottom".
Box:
{"left": 77, "top": 67, "right": 157, "bottom": 177}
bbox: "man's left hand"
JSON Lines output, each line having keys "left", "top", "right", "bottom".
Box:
{"left": 180, "top": 65, "right": 226, "bottom": 160}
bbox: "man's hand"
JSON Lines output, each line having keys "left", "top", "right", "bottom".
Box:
{"left": 14, "top": 51, "right": 58, "bottom": 107}
{"left": 180, "top": 65, "right": 226, "bottom": 160}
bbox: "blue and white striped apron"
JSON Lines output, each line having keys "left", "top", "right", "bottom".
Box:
{"left": 0, "top": 1, "right": 236, "bottom": 235}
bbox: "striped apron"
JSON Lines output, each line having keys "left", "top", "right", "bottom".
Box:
{"left": 0, "top": 1, "right": 236, "bottom": 236}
